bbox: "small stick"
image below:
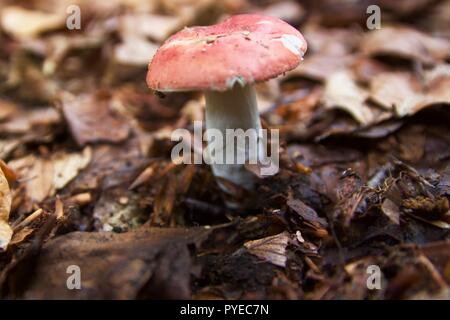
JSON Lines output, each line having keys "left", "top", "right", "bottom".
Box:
{"left": 13, "top": 208, "right": 44, "bottom": 231}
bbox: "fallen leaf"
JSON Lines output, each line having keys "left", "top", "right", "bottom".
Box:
{"left": 0, "top": 162, "right": 12, "bottom": 250}
{"left": 369, "top": 67, "right": 450, "bottom": 116}
{"left": 0, "top": 107, "right": 60, "bottom": 135}
{"left": 40, "top": 34, "right": 103, "bottom": 75}
{"left": 9, "top": 227, "right": 34, "bottom": 246}
{"left": 244, "top": 232, "right": 290, "bottom": 267}
{"left": 361, "top": 26, "right": 450, "bottom": 65}
{"left": 381, "top": 198, "right": 401, "bottom": 224}
{"left": 159, "top": 0, "right": 216, "bottom": 25}
{"left": 322, "top": 71, "right": 376, "bottom": 125}
{"left": 119, "top": 13, "right": 182, "bottom": 43}
{"left": 114, "top": 37, "right": 159, "bottom": 66}
{"left": 0, "top": 100, "right": 16, "bottom": 121}
{"left": 379, "top": 0, "right": 440, "bottom": 16}
{"left": 0, "top": 6, "right": 65, "bottom": 39}
{"left": 61, "top": 91, "right": 131, "bottom": 146}
{"left": 9, "top": 148, "right": 92, "bottom": 203}
{"left": 0, "top": 159, "right": 17, "bottom": 186}
{"left": 370, "top": 72, "right": 421, "bottom": 110}
{"left": 403, "top": 196, "right": 450, "bottom": 229}
{"left": 259, "top": 1, "right": 305, "bottom": 25}
{"left": 18, "top": 227, "right": 212, "bottom": 299}
{"left": 288, "top": 54, "right": 353, "bottom": 82}
{"left": 287, "top": 198, "right": 328, "bottom": 228}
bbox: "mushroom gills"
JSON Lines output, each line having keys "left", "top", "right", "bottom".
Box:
{"left": 205, "top": 84, "right": 263, "bottom": 195}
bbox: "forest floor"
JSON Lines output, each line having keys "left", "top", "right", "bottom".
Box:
{"left": 0, "top": 0, "right": 449, "bottom": 299}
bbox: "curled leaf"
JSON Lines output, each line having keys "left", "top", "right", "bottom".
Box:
{"left": 0, "top": 162, "right": 12, "bottom": 250}
{"left": 244, "top": 232, "right": 290, "bottom": 267}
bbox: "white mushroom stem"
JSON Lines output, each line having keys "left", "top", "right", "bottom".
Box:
{"left": 204, "top": 84, "right": 263, "bottom": 194}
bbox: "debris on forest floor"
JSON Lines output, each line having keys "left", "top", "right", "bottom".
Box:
{"left": 0, "top": 0, "right": 449, "bottom": 300}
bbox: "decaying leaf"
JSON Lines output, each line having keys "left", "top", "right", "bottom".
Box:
{"left": 9, "top": 227, "right": 34, "bottom": 246}
{"left": 370, "top": 72, "right": 421, "bottom": 110}
{"left": 0, "top": 0, "right": 449, "bottom": 302}
{"left": 369, "top": 69, "right": 450, "bottom": 116}
{"left": 361, "top": 26, "right": 450, "bottom": 65}
{"left": 322, "top": 71, "right": 375, "bottom": 125}
{"left": 9, "top": 148, "right": 92, "bottom": 203}
{"left": 0, "top": 107, "right": 60, "bottom": 135}
{"left": 0, "top": 6, "right": 65, "bottom": 39}
{"left": 0, "top": 161, "right": 13, "bottom": 250}
{"left": 403, "top": 196, "right": 450, "bottom": 229}
{"left": 61, "top": 92, "right": 131, "bottom": 146}
{"left": 0, "top": 159, "right": 17, "bottom": 186}
{"left": 259, "top": 0, "right": 305, "bottom": 25}
{"left": 287, "top": 198, "right": 328, "bottom": 229}
{"left": 244, "top": 232, "right": 290, "bottom": 267}
{"left": 288, "top": 54, "right": 353, "bottom": 82}
{"left": 119, "top": 13, "right": 182, "bottom": 43}
{"left": 381, "top": 198, "right": 401, "bottom": 225}
{"left": 114, "top": 37, "right": 159, "bottom": 66}
{"left": 17, "top": 227, "right": 212, "bottom": 299}
{"left": 0, "top": 100, "right": 16, "bottom": 121}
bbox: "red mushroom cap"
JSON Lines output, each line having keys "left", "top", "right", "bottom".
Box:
{"left": 147, "top": 14, "right": 307, "bottom": 92}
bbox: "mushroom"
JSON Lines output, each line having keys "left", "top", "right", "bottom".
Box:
{"left": 147, "top": 14, "right": 307, "bottom": 204}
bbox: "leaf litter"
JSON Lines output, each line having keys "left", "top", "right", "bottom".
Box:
{"left": 0, "top": 0, "right": 449, "bottom": 300}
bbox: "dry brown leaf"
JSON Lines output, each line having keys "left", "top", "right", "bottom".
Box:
{"left": 114, "top": 37, "right": 159, "bottom": 66}
{"left": 159, "top": 0, "right": 217, "bottom": 25}
{"left": 370, "top": 72, "right": 422, "bottom": 110}
{"left": 0, "top": 159, "right": 17, "bottom": 186}
{"left": 369, "top": 67, "right": 450, "bottom": 116}
{"left": 178, "top": 164, "right": 196, "bottom": 194}
{"left": 361, "top": 26, "right": 450, "bottom": 65}
{"left": 40, "top": 34, "right": 103, "bottom": 75}
{"left": 119, "top": 13, "right": 182, "bottom": 43}
{"left": 352, "top": 57, "right": 391, "bottom": 84}
{"left": 0, "top": 139, "right": 20, "bottom": 159}
{"left": 378, "top": 0, "right": 436, "bottom": 16}
{"left": 305, "top": 28, "right": 360, "bottom": 55}
{"left": 0, "top": 6, "right": 65, "bottom": 39}
{"left": 0, "top": 163, "right": 12, "bottom": 250}
{"left": 322, "top": 71, "right": 376, "bottom": 125}
{"left": 287, "top": 198, "right": 328, "bottom": 228}
{"left": 381, "top": 198, "right": 401, "bottom": 224}
{"left": 0, "top": 100, "right": 17, "bottom": 121}
{"left": 286, "top": 28, "right": 359, "bottom": 81}
{"left": 244, "top": 231, "right": 290, "bottom": 267}
{"left": 0, "top": 107, "right": 60, "bottom": 135}
{"left": 9, "top": 226, "right": 34, "bottom": 246}
{"left": 151, "top": 172, "right": 178, "bottom": 226}
{"left": 287, "top": 54, "right": 353, "bottom": 82}
{"left": 9, "top": 148, "right": 91, "bottom": 203}
{"left": 61, "top": 92, "right": 131, "bottom": 146}
{"left": 17, "top": 227, "right": 212, "bottom": 299}
{"left": 259, "top": 1, "right": 305, "bottom": 25}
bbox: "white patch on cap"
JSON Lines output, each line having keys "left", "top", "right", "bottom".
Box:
{"left": 226, "top": 75, "right": 246, "bottom": 88}
{"left": 256, "top": 20, "right": 272, "bottom": 25}
{"left": 279, "top": 34, "right": 304, "bottom": 57}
